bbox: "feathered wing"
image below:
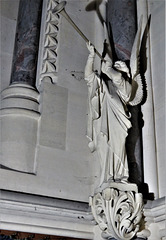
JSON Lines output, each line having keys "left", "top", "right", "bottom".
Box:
{"left": 129, "top": 16, "right": 144, "bottom": 106}
{"left": 130, "top": 16, "right": 143, "bottom": 79}
{"left": 128, "top": 74, "right": 144, "bottom": 106}
{"left": 102, "top": 22, "right": 114, "bottom": 64}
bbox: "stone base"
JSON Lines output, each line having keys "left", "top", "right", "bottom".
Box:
{"left": 0, "top": 83, "right": 40, "bottom": 173}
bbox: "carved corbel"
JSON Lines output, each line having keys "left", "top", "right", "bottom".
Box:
{"left": 90, "top": 183, "right": 150, "bottom": 240}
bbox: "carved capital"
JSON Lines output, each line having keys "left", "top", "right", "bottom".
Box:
{"left": 90, "top": 183, "right": 147, "bottom": 240}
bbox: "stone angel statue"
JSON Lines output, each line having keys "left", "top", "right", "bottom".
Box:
{"left": 84, "top": 17, "right": 146, "bottom": 187}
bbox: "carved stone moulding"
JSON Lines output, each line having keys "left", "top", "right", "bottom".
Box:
{"left": 90, "top": 183, "right": 150, "bottom": 240}
{"left": 39, "top": 0, "right": 60, "bottom": 84}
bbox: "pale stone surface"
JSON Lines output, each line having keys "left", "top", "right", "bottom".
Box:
{"left": 144, "top": 197, "right": 166, "bottom": 240}
{"left": 0, "top": 114, "right": 39, "bottom": 173}
{"left": 148, "top": 0, "right": 166, "bottom": 198}
{"left": 0, "top": 83, "right": 40, "bottom": 173}
{"left": 66, "top": 89, "right": 89, "bottom": 152}
{"left": 39, "top": 80, "right": 68, "bottom": 150}
{"left": 137, "top": 0, "right": 166, "bottom": 198}
{"left": 137, "top": 0, "right": 159, "bottom": 199}
{"left": 93, "top": 225, "right": 105, "bottom": 240}
{"left": 136, "top": 2, "right": 166, "bottom": 240}
{"left": 0, "top": 190, "right": 94, "bottom": 239}
{"left": 0, "top": 0, "right": 99, "bottom": 202}
{"left": 56, "top": 0, "right": 97, "bottom": 93}
{"left": 90, "top": 184, "right": 144, "bottom": 240}
{"left": 0, "top": 144, "right": 94, "bottom": 202}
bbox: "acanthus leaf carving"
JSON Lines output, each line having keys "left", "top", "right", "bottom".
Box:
{"left": 90, "top": 184, "right": 145, "bottom": 240}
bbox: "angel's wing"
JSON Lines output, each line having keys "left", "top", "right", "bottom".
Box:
{"left": 129, "top": 15, "right": 149, "bottom": 106}
{"left": 128, "top": 74, "right": 144, "bottom": 106}
{"left": 102, "top": 22, "right": 114, "bottom": 64}
{"left": 130, "top": 15, "right": 143, "bottom": 79}
{"left": 129, "top": 15, "right": 151, "bottom": 106}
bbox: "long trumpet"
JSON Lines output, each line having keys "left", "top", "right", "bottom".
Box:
{"left": 53, "top": 1, "right": 105, "bottom": 61}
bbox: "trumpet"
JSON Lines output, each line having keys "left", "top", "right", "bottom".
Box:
{"left": 53, "top": 1, "right": 104, "bottom": 61}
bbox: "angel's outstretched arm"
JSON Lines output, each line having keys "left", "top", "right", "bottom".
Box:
{"left": 85, "top": 42, "right": 95, "bottom": 79}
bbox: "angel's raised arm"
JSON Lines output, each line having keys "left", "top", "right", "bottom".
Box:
{"left": 85, "top": 42, "right": 95, "bottom": 79}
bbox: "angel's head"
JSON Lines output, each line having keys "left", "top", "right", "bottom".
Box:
{"left": 114, "top": 61, "right": 130, "bottom": 78}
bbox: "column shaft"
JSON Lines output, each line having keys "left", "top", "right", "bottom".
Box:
{"left": 10, "top": 0, "right": 43, "bottom": 87}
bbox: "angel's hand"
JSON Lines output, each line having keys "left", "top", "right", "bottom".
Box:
{"left": 86, "top": 41, "right": 95, "bottom": 57}
{"left": 114, "top": 61, "right": 130, "bottom": 77}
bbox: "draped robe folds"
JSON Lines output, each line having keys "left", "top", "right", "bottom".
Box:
{"left": 85, "top": 72, "right": 132, "bottom": 186}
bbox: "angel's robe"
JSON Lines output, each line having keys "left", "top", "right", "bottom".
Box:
{"left": 85, "top": 71, "right": 132, "bottom": 186}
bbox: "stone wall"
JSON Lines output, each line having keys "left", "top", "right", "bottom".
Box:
{"left": 0, "top": 0, "right": 101, "bottom": 203}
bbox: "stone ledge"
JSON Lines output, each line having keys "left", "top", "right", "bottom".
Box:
{"left": 0, "top": 190, "right": 94, "bottom": 239}
{"left": 0, "top": 190, "right": 90, "bottom": 212}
